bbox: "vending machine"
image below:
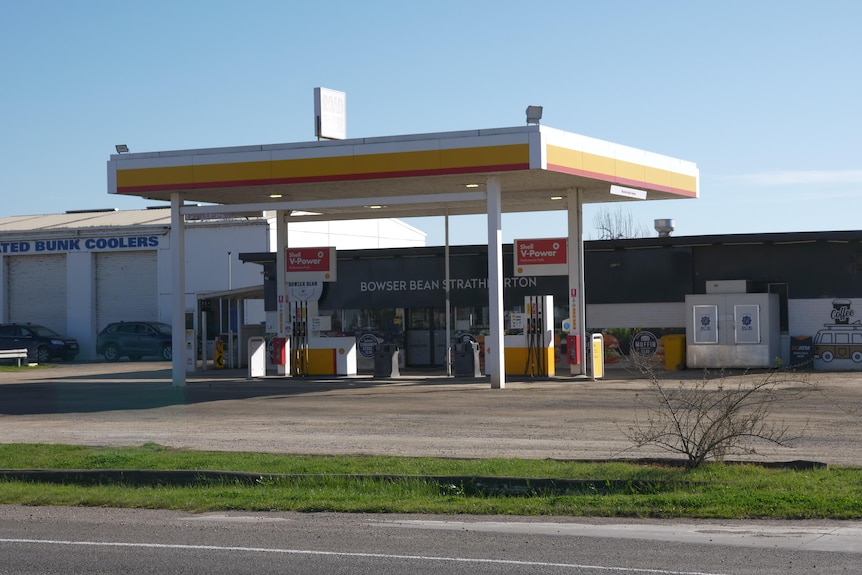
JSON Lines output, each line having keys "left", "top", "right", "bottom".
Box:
{"left": 685, "top": 286, "right": 780, "bottom": 369}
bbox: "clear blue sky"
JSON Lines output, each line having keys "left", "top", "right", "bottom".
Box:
{"left": 2, "top": 0, "right": 860, "bottom": 245}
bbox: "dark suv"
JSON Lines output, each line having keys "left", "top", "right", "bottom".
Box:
{"left": 0, "top": 324, "right": 79, "bottom": 362}
{"left": 97, "top": 321, "right": 173, "bottom": 362}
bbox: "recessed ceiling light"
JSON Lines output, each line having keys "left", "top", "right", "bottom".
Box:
{"left": 465, "top": 183, "right": 480, "bottom": 188}
{"left": 269, "top": 194, "right": 282, "bottom": 198}
{"left": 365, "top": 205, "right": 386, "bottom": 209}
{"left": 550, "top": 195, "right": 563, "bottom": 200}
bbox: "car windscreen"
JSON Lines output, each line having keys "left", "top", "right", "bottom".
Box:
{"left": 152, "top": 323, "right": 172, "bottom": 335}
{"left": 29, "top": 326, "right": 61, "bottom": 337}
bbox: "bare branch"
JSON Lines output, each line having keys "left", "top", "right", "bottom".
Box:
{"left": 592, "top": 206, "right": 650, "bottom": 240}
{"left": 622, "top": 355, "right": 815, "bottom": 468}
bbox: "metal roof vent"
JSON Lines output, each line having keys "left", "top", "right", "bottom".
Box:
{"left": 654, "top": 218, "right": 675, "bottom": 237}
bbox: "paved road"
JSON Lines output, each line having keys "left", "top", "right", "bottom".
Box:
{"left": 0, "top": 362, "right": 859, "bottom": 465}
{"left": 1, "top": 506, "right": 860, "bottom": 574}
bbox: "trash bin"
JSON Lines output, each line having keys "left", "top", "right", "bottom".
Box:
{"left": 662, "top": 334, "right": 686, "bottom": 371}
{"left": 453, "top": 341, "right": 481, "bottom": 377}
{"left": 373, "top": 344, "right": 400, "bottom": 377}
{"left": 590, "top": 332, "right": 605, "bottom": 379}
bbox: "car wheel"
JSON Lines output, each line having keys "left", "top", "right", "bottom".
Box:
{"left": 103, "top": 344, "right": 121, "bottom": 362}
{"left": 852, "top": 351, "right": 862, "bottom": 363}
{"left": 161, "top": 344, "right": 172, "bottom": 361}
{"left": 128, "top": 354, "right": 143, "bottom": 361}
{"left": 821, "top": 350, "right": 834, "bottom": 362}
{"left": 36, "top": 346, "right": 51, "bottom": 363}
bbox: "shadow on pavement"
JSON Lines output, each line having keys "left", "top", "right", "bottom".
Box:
{"left": 0, "top": 367, "right": 500, "bottom": 416}
{"left": 0, "top": 361, "right": 739, "bottom": 417}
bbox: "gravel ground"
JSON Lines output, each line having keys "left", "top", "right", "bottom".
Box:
{"left": 0, "top": 362, "right": 860, "bottom": 465}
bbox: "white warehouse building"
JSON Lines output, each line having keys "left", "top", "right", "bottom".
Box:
{"left": 0, "top": 207, "right": 425, "bottom": 361}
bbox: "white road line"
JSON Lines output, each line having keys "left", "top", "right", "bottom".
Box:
{"left": 0, "top": 537, "right": 732, "bottom": 575}
{"left": 373, "top": 519, "right": 862, "bottom": 554}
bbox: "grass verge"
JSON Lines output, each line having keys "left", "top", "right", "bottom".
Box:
{"left": 0, "top": 443, "right": 860, "bottom": 519}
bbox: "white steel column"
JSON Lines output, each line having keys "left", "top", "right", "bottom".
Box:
{"left": 171, "top": 193, "right": 187, "bottom": 387}
{"left": 444, "top": 206, "right": 452, "bottom": 376}
{"left": 486, "top": 176, "right": 505, "bottom": 389}
{"left": 275, "top": 210, "right": 289, "bottom": 376}
{"left": 567, "top": 188, "right": 587, "bottom": 376}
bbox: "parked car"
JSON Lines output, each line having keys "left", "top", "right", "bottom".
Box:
{"left": 0, "top": 323, "right": 79, "bottom": 362}
{"left": 97, "top": 321, "right": 173, "bottom": 362}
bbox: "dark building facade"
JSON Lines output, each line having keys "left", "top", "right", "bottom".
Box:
{"left": 244, "top": 230, "right": 862, "bottom": 370}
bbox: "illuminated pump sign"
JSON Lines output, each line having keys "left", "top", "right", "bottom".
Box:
{"left": 285, "top": 246, "right": 337, "bottom": 282}
{"left": 514, "top": 238, "right": 568, "bottom": 276}
{"left": 0, "top": 235, "right": 160, "bottom": 254}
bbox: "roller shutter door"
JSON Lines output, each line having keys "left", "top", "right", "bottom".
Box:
{"left": 6, "top": 254, "right": 68, "bottom": 332}
{"left": 95, "top": 251, "right": 157, "bottom": 332}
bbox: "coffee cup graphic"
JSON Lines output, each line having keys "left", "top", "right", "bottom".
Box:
{"left": 831, "top": 299, "right": 854, "bottom": 324}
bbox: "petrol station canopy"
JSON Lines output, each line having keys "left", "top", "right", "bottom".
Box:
{"left": 106, "top": 123, "right": 698, "bottom": 388}
{"left": 107, "top": 125, "right": 698, "bottom": 219}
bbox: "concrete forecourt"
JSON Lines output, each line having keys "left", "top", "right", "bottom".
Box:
{"left": 0, "top": 362, "right": 860, "bottom": 466}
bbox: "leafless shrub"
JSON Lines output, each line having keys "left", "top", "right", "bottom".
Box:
{"left": 622, "top": 358, "right": 813, "bottom": 469}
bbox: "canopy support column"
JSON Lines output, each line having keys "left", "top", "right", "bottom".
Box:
{"left": 171, "top": 192, "right": 187, "bottom": 387}
{"left": 486, "top": 176, "right": 505, "bottom": 389}
{"left": 444, "top": 205, "right": 452, "bottom": 377}
{"left": 567, "top": 188, "right": 587, "bottom": 376}
{"left": 275, "top": 210, "right": 289, "bottom": 376}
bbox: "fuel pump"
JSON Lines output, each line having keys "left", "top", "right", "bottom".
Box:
{"left": 292, "top": 301, "right": 309, "bottom": 376}
{"left": 523, "top": 295, "right": 553, "bottom": 377}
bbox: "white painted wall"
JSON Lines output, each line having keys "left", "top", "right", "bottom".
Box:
{"left": 0, "top": 213, "right": 428, "bottom": 363}
{"left": 286, "top": 218, "right": 426, "bottom": 249}
{"left": 788, "top": 298, "right": 845, "bottom": 336}
{"left": 65, "top": 251, "right": 95, "bottom": 358}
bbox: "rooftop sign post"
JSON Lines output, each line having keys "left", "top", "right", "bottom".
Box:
{"left": 313, "top": 87, "right": 346, "bottom": 140}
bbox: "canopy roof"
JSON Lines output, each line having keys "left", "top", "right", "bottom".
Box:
{"left": 108, "top": 125, "right": 698, "bottom": 221}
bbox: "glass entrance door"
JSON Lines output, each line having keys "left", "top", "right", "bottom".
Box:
{"left": 405, "top": 308, "right": 447, "bottom": 367}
